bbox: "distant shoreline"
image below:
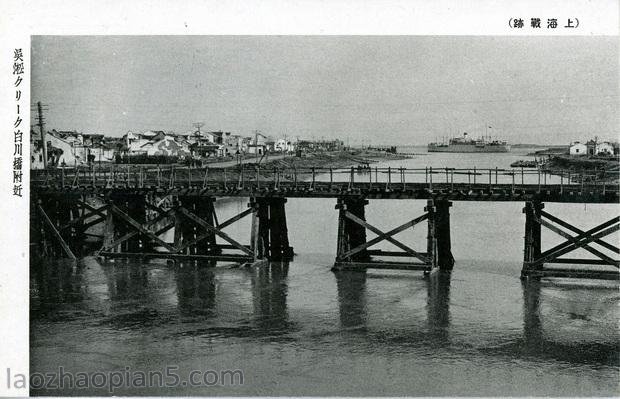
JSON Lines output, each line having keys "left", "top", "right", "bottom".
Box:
{"left": 224, "top": 150, "right": 409, "bottom": 171}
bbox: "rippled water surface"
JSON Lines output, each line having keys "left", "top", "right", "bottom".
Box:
{"left": 31, "top": 148, "right": 619, "bottom": 396}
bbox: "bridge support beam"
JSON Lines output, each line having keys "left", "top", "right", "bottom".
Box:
{"left": 97, "top": 195, "right": 291, "bottom": 266}
{"left": 335, "top": 198, "right": 370, "bottom": 265}
{"left": 33, "top": 192, "right": 104, "bottom": 260}
{"left": 521, "top": 201, "right": 619, "bottom": 280}
{"left": 175, "top": 196, "right": 219, "bottom": 255}
{"left": 521, "top": 201, "right": 543, "bottom": 278}
{"left": 108, "top": 193, "right": 150, "bottom": 252}
{"left": 333, "top": 198, "right": 434, "bottom": 272}
{"left": 251, "top": 198, "right": 294, "bottom": 261}
{"left": 35, "top": 194, "right": 75, "bottom": 259}
{"left": 426, "top": 199, "right": 454, "bottom": 271}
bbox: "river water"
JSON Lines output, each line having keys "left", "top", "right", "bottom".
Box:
{"left": 30, "top": 147, "right": 619, "bottom": 396}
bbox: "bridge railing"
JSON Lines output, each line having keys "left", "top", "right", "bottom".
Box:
{"left": 30, "top": 164, "right": 619, "bottom": 194}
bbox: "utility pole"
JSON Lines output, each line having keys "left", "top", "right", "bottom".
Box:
{"left": 254, "top": 130, "right": 259, "bottom": 163}
{"left": 36, "top": 101, "right": 48, "bottom": 168}
{"left": 193, "top": 122, "right": 205, "bottom": 136}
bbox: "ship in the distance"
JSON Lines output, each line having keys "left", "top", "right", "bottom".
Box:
{"left": 428, "top": 132, "right": 510, "bottom": 153}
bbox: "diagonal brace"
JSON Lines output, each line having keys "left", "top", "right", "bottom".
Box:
{"left": 100, "top": 208, "right": 175, "bottom": 252}
{"left": 38, "top": 205, "right": 76, "bottom": 260}
{"left": 530, "top": 223, "right": 620, "bottom": 267}
{"left": 174, "top": 207, "right": 254, "bottom": 253}
{"left": 59, "top": 204, "right": 109, "bottom": 231}
{"left": 535, "top": 215, "right": 619, "bottom": 267}
{"left": 343, "top": 211, "right": 429, "bottom": 263}
{"left": 536, "top": 216, "right": 619, "bottom": 262}
{"left": 77, "top": 200, "right": 108, "bottom": 218}
{"left": 540, "top": 210, "right": 619, "bottom": 254}
{"left": 177, "top": 207, "right": 253, "bottom": 256}
{"left": 109, "top": 204, "right": 176, "bottom": 251}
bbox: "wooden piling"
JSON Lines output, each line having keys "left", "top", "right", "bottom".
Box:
{"left": 250, "top": 200, "right": 264, "bottom": 260}
{"left": 434, "top": 200, "right": 454, "bottom": 271}
{"left": 252, "top": 198, "right": 293, "bottom": 261}
{"left": 199, "top": 198, "right": 219, "bottom": 255}
{"left": 102, "top": 204, "right": 116, "bottom": 252}
{"left": 127, "top": 194, "right": 148, "bottom": 252}
{"left": 175, "top": 196, "right": 218, "bottom": 256}
{"left": 346, "top": 198, "right": 369, "bottom": 261}
{"left": 68, "top": 195, "right": 86, "bottom": 253}
{"left": 426, "top": 199, "right": 437, "bottom": 269}
{"left": 334, "top": 198, "right": 370, "bottom": 267}
{"left": 267, "top": 198, "right": 293, "bottom": 261}
{"left": 108, "top": 192, "right": 147, "bottom": 252}
{"left": 521, "top": 201, "right": 543, "bottom": 279}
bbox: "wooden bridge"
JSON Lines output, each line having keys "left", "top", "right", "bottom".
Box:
{"left": 30, "top": 165, "right": 620, "bottom": 280}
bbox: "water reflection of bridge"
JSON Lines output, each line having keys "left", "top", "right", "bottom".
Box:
{"left": 31, "top": 259, "right": 618, "bottom": 368}
{"left": 31, "top": 258, "right": 295, "bottom": 336}
{"left": 31, "top": 166, "right": 619, "bottom": 280}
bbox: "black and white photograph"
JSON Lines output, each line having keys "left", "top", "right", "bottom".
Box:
{"left": 1, "top": 1, "right": 619, "bottom": 397}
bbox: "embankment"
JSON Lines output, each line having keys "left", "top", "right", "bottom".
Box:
{"left": 238, "top": 150, "right": 409, "bottom": 170}
{"left": 542, "top": 155, "right": 619, "bottom": 183}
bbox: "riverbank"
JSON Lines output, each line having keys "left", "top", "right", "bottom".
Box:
{"left": 542, "top": 155, "right": 620, "bottom": 183}
{"left": 243, "top": 150, "right": 409, "bottom": 170}
{"left": 526, "top": 146, "right": 569, "bottom": 156}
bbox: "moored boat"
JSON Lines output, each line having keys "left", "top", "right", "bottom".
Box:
{"left": 428, "top": 133, "right": 510, "bottom": 153}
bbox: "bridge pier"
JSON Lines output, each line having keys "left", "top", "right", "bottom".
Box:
{"left": 335, "top": 198, "right": 370, "bottom": 265}
{"left": 333, "top": 198, "right": 447, "bottom": 273}
{"left": 426, "top": 199, "right": 454, "bottom": 271}
{"left": 96, "top": 194, "right": 292, "bottom": 266}
{"left": 251, "top": 198, "right": 294, "bottom": 261}
{"left": 521, "top": 201, "right": 619, "bottom": 280}
{"left": 34, "top": 193, "right": 89, "bottom": 260}
{"left": 60, "top": 195, "right": 86, "bottom": 253}
{"left": 521, "top": 201, "right": 543, "bottom": 278}
{"left": 107, "top": 193, "right": 150, "bottom": 252}
{"left": 36, "top": 194, "right": 65, "bottom": 258}
{"left": 175, "top": 196, "right": 219, "bottom": 256}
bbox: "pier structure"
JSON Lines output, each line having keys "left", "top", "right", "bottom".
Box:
{"left": 31, "top": 165, "right": 619, "bottom": 280}
{"left": 34, "top": 191, "right": 294, "bottom": 266}
{"left": 521, "top": 200, "right": 619, "bottom": 280}
{"left": 333, "top": 197, "right": 453, "bottom": 273}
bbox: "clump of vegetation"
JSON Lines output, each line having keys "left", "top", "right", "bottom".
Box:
{"left": 543, "top": 155, "right": 619, "bottom": 183}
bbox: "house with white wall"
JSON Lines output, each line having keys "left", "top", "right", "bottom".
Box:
{"left": 45, "top": 131, "right": 85, "bottom": 166}
{"left": 140, "top": 134, "right": 190, "bottom": 157}
{"left": 596, "top": 142, "right": 614, "bottom": 156}
{"left": 569, "top": 142, "right": 587, "bottom": 156}
{"left": 275, "top": 139, "right": 295, "bottom": 152}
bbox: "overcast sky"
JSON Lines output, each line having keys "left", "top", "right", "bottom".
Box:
{"left": 31, "top": 36, "right": 618, "bottom": 145}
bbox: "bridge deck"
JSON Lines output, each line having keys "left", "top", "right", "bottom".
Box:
{"left": 31, "top": 166, "right": 620, "bottom": 203}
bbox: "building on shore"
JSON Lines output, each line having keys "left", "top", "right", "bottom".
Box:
{"left": 190, "top": 142, "right": 220, "bottom": 157}
{"left": 296, "top": 139, "right": 344, "bottom": 152}
{"left": 274, "top": 139, "right": 295, "bottom": 153}
{"left": 139, "top": 134, "right": 191, "bottom": 157}
{"left": 571, "top": 139, "right": 617, "bottom": 157}
{"left": 30, "top": 129, "right": 83, "bottom": 168}
{"left": 203, "top": 131, "right": 224, "bottom": 144}
{"left": 247, "top": 144, "right": 267, "bottom": 155}
{"left": 31, "top": 124, "right": 355, "bottom": 168}
{"left": 223, "top": 133, "right": 246, "bottom": 156}
{"left": 596, "top": 142, "right": 614, "bottom": 156}
{"left": 124, "top": 131, "right": 156, "bottom": 155}
{"left": 569, "top": 142, "right": 587, "bottom": 156}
